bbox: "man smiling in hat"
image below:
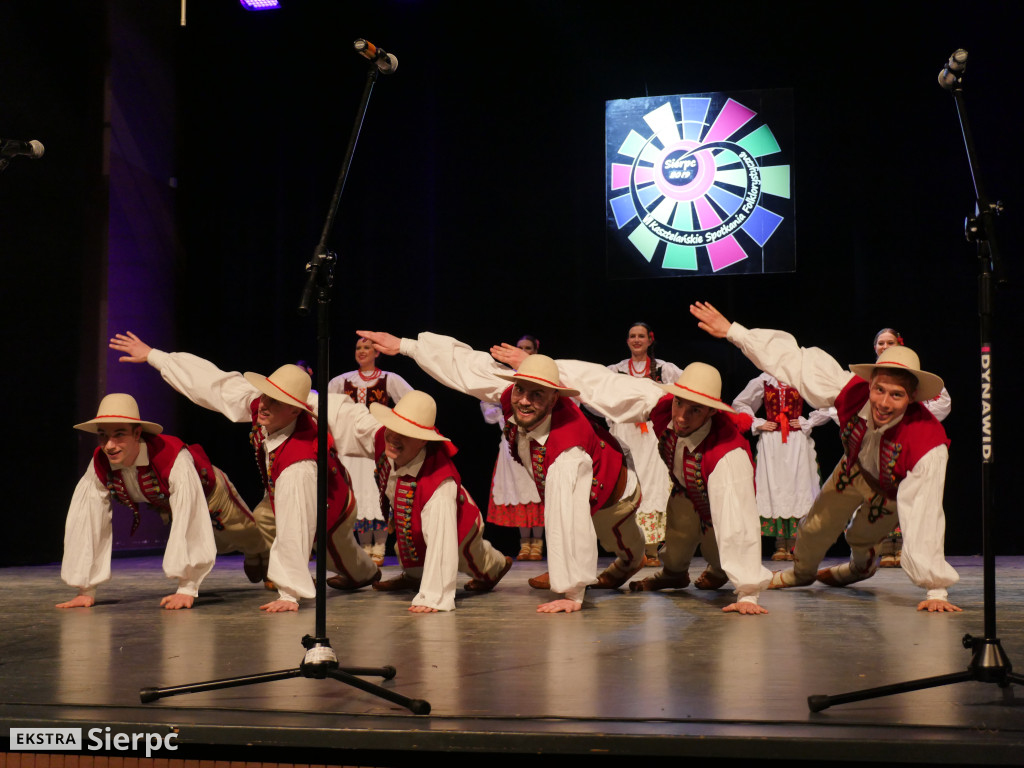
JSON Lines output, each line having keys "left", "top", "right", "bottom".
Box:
{"left": 309, "top": 389, "right": 512, "bottom": 612}
{"left": 690, "top": 301, "right": 960, "bottom": 612}
{"left": 493, "top": 347, "right": 772, "bottom": 616}
{"left": 109, "top": 332, "right": 381, "bottom": 613}
{"left": 357, "top": 330, "right": 646, "bottom": 614}
{"left": 61, "top": 394, "right": 268, "bottom": 610}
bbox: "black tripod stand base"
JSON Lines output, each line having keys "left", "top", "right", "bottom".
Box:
{"left": 140, "top": 662, "right": 428, "bottom": 714}
{"left": 808, "top": 636, "right": 1024, "bottom": 712}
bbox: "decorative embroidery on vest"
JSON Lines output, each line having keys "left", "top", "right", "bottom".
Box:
{"left": 658, "top": 429, "right": 685, "bottom": 498}
{"left": 878, "top": 439, "right": 904, "bottom": 497}
{"left": 393, "top": 476, "right": 419, "bottom": 562}
{"left": 529, "top": 441, "right": 547, "bottom": 497}
{"left": 105, "top": 465, "right": 171, "bottom": 535}
{"left": 249, "top": 424, "right": 276, "bottom": 500}
{"left": 680, "top": 449, "right": 713, "bottom": 525}
{"left": 375, "top": 453, "right": 392, "bottom": 521}
{"left": 502, "top": 420, "right": 520, "bottom": 464}
{"left": 344, "top": 375, "right": 390, "bottom": 406}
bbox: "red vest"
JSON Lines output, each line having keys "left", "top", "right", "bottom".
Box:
{"left": 763, "top": 379, "right": 804, "bottom": 443}
{"left": 499, "top": 387, "right": 624, "bottom": 514}
{"left": 248, "top": 401, "right": 354, "bottom": 553}
{"left": 835, "top": 378, "right": 950, "bottom": 499}
{"left": 651, "top": 394, "right": 754, "bottom": 525}
{"left": 372, "top": 429, "right": 484, "bottom": 572}
{"left": 92, "top": 433, "right": 215, "bottom": 534}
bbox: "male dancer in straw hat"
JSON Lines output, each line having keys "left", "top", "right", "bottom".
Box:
{"left": 109, "top": 332, "right": 381, "bottom": 613}
{"left": 61, "top": 394, "right": 268, "bottom": 609}
{"left": 492, "top": 346, "right": 771, "bottom": 616}
{"left": 690, "top": 301, "right": 960, "bottom": 612}
{"left": 309, "top": 388, "right": 512, "bottom": 612}
{"left": 357, "top": 330, "right": 646, "bottom": 615}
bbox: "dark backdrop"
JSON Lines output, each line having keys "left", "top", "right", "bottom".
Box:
{"left": 3, "top": 0, "right": 1022, "bottom": 565}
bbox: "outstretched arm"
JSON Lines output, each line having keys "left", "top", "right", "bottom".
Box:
{"left": 360, "top": 331, "right": 509, "bottom": 403}
{"left": 111, "top": 330, "right": 258, "bottom": 423}
{"left": 690, "top": 302, "right": 853, "bottom": 409}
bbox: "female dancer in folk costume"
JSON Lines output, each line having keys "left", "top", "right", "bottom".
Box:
{"left": 606, "top": 323, "right": 682, "bottom": 566}
{"left": 732, "top": 374, "right": 832, "bottom": 560}
{"left": 481, "top": 335, "right": 545, "bottom": 561}
{"left": 328, "top": 336, "right": 413, "bottom": 565}
{"left": 872, "top": 328, "right": 951, "bottom": 567}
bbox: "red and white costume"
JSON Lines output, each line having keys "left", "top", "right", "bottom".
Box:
{"left": 732, "top": 373, "right": 831, "bottom": 531}
{"left": 480, "top": 402, "right": 544, "bottom": 528}
{"left": 312, "top": 393, "right": 508, "bottom": 611}
{"left": 556, "top": 360, "right": 771, "bottom": 605}
{"left": 61, "top": 433, "right": 257, "bottom": 600}
{"left": 327, "top": 370, "right": 412, "bottom": 531}
{"left": 606, "top": 357, "right": 682, "bottom": 547}
{"left": 398, "top": 333, "right": 645, "bottom": 605}
{"left": 726, "top": 323, "right": 959, "bottom": 601}
{"left": 145, "top": 349, "right": 378, "bottom": 605}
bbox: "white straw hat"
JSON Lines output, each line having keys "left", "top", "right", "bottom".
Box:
{"left": 656, "top": 362, "right": 736, "bottom": 413}
{"left": 494, "top": 354, "right": 580, "bottom": 397}
{"left": 849, "top": 345, "right": 944, "bottom": 401}
{"left": 74, "top": 393, "right": 163, "bottom": 434}
{"left": 243, "top": 364, "right": 313, "bottom": 413}
{"left": 369, "top": 390, "right": 450, "bottom": 442}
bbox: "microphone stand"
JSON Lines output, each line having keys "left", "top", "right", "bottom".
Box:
{"left": 808, "top": 51, "right": 1022, "bottom": 712}
{"left": 139, "top": 54, "right": 430, "bottom": 715}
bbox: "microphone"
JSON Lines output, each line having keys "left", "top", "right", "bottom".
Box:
{"left": 0, "top": 139, "right": 44, "bottom": 159}
{"left": 938, "top": 49, "right": 967, "bottom": 90}
{"left": 353, "top": 39, "right": 398, "bottom": 74}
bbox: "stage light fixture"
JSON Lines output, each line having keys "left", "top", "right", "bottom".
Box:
{"left": 239, "top": 0, "right": 280, "bottom": 10}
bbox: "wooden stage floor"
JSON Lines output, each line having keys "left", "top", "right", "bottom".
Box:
{"left": 2, "top": 554, "right": 1023, "bottom": 766}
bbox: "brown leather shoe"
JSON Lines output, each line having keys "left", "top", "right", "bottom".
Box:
{"left": 465, "top": 556, "right": 513, "bottom": 593}
{"left": 628, "top": 569, "right": 690, "bottom": 592}
{"left": 528, "top": 572, "right": 551, "bottom": 590}
{"left": 372, "top": 571, "right": 421, "bottom": 592}
{"left": 592, "top": 556, "right": 647, "bottom": 589}
{"left": 326, "top": 568, "right": 383, "bottom": 591}
{"left": 694, "top": 569, "right": 729, "bottom": 590}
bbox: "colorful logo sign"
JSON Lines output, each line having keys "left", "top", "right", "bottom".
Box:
{"left": 606, "top": 90, "right": 794, "bottom": 277}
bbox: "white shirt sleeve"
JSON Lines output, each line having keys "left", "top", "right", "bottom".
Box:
{"left": 707, "top": 448, "right": 770, "bottom": 603}
{"left": 556, "top": 359, "right": 663, "bottom": 424}
{"left": 61, "top": 464, "right": 114, "bottom": 597}
{"left": 264, "top": 460, "right": 318, "bottom": 603}
{"left": 147, "top": 348, "right": 258, "bottom": 423}
{"left": 163, "top": 450, "right": 218, "bottom": 597}
{"left": 725, "top": 323, "right": 856, "bottom": 410}
{"left": 894, "top": 444, "right": 959, "bottom": 601}
{"left": 480, "top": 401, "right": 503, "bottom": 425}
{"left": 399, "top": 333, "right": 509, "bottom": 403}
{"left": 922, "top": 387, "right": 952, "bottom": 422}
{"left": 544, "top": 448, "right": 599, "bottom": 603}
{"left": 803, "top": 407, "right": 834, "bottom": 431}
{"left": 658, "top": 360, "right": 684, "bottom": 384}
{"left": 308, "top": 391, "right": 381, "bottom": 461}
{"left": 411, "top": 478, "right": 459, "bottom": 611}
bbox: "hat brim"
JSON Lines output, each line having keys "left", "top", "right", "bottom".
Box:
{"left": 74, "top": 417, "right": 163, "bottom": 434}
{"left": 656, "top": 381, "right": 737, "bottom": 413}
{"left": 244, "top": 372, "right": 313, "bottom": 413}
{"left": 369, "top": 402, "right": 450, "bottom": 442}
{"left": 848, "top": 363, "right": 945, "bottom": 402}
{"left": 494, "top": 371, "right": 580, "bottom": 398}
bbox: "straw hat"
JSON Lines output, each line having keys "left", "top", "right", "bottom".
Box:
{"left": 656, "top": 362, "right": 736, "bottom": 413}
{"left": 494, "top": 354, "right": 580, "bottom": 397}
{"left": 74, "top": 393, "right": 163, "bottom": 434}
{"left": 369, "top": 390, "right": 450, "bottom": 442}
{"left": 849, "top": 346, "right": 944, "bottom": 402}
{"left": 243, "top": 364, "right": 313, "bottom": 413}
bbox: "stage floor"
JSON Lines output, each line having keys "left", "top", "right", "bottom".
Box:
{"left": 2, "top": 554, "right": 1023, "bottom": 765}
